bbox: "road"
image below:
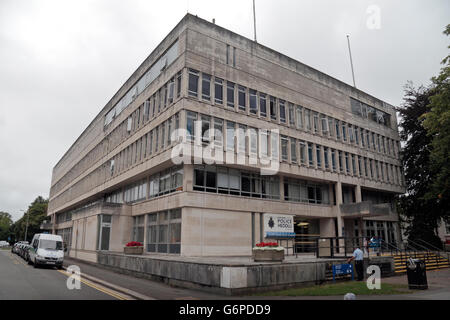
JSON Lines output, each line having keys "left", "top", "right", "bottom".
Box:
{"left": 0, "top": 249, "right": 123, "bottom": 300}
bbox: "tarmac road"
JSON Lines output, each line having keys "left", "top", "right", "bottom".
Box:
{"left": 0, "top": 250, "right": 122, "bottom": 300}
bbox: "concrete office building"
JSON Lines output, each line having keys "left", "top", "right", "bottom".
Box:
{"left": 48, "top": 14, "right": 405, "bottom": 263}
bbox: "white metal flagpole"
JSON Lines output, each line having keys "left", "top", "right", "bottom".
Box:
{"left": 253, "top": 0, "right": 257, "bottom": 42}
{"left": 347, "top": 35, "right": 356, "bottom": 88}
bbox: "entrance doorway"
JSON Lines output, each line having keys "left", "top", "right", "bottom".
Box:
{"left": 294, "top": 218, "right": 319, "bottom": 253}
{"left": 98, "top": 215, "right": 112, "bottom": 251}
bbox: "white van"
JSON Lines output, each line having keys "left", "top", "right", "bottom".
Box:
{"left": 29, "top": 234, "right": 64, "bottom": 269}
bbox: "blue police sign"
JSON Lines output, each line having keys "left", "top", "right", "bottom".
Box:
{"left": 332, "top": 263, "right": 354, "bottom": 282}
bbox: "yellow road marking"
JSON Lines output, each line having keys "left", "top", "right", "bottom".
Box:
{"left": 57, "top": 270, "right": 129, "bottom": 300}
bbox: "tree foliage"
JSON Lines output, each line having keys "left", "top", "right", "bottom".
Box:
{"left": 0, "top": 212, "right": 13, "bottom": 241}
{"left": 9, "top": 196, "right": 49, "bottom": 243}
{"left": 397, "top": 24, "right": 450, "bottom": 249}
{"left": 422, "top": 24, "right": 450, "bottom": 217}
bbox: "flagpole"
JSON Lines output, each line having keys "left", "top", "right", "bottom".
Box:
{"left": 347, "top": 35, "right": 356, "bottom": 88}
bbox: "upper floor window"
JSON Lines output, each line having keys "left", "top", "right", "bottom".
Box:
{"left": 291, "top": 138, "right": 297, "bottom": 163}
{"left": 238, "top": 86, "right": 246, "bottom": 111}
{"left": 321, "top": 115, "right": 328, "bottom": 135}
{"left": 335, "top": 120, "right": 341, "bottom": 139}
{"left": 281, "top": 136, "right": 289, "bottom": 161}
{"left": 305, "top": 109, "right": 312, "bottom": 132}
{"left": 341, "top": 122, "right": 347, "bottom": 142}
{"left": 227, "top": 82, "right": 235, "bottom": 108}
{"left": 226, "top": 121, "right": 235, "bottom": 151}
{"left": 186, "top": 111, "right": 197, "bottom": 141}
{"left": 270, "top": 96, "right": 277, "bottom": 121}
{"left": 168, "top": 78, "right": 175, "bottom": 104}
{"left": 288, "top": 104, "right": 295, "bottom": 126}
{"left": 259, "top": 93, "right": 267, "bottom": 117}
{"left": 202, "top": 74, "right": 211, "bottom": 101}
{"left": 176, "top": 71, "right": 182, "bottom": 98}
{"left": 313, "top": 112, "right": 319, "bottom": 134}
{"left": 215, "top": 78, "right": 223, "bottom": 104}
{"left": 188, "top": 69, "right": 199, "bottom": 97}
{"left": 296, "top": 106, "right": 303, "bottom": 129}
{"left": 249, "top": 89, "right": 257, "bottom": 114}
{"left": 279, "top": 100, "right": 286, "bottom": 123}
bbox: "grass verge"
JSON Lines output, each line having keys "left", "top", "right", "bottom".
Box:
{"left": 255, "top": 281, "right": 412, "bottom": 296}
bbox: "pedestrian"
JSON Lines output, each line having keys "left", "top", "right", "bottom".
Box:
{"left": 347, "top": 246, "right": 364, "bottom": 281}
{"left": 363, "top": 238, "right": 368, "bottom": 255}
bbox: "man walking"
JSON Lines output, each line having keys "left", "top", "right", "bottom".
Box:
{"left": 347, "top": 246, "right": 364, "bottom": 281}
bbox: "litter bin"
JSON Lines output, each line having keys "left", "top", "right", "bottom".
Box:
{"left": 406, "top": 259, "right": 428, "bottom": 290}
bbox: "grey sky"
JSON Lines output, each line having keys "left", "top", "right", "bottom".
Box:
{"left": 0, "top": 0, "right": 448, "bottom": 222}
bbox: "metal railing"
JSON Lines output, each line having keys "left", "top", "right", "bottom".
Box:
{"left": 275, "top": 235, "right": 449, "bottom": 263}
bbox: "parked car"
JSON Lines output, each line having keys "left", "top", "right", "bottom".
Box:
{"left": 12, "top": 241, "right": 29, "bottom": 254}
{"left": 17, "top": 243, "right": 25, "bottom": 256}
{"left": 19, "top": 244, "right": 31, "bottom": 259}
{"left": 29, "top": 234, "right": 64, "bottom": 269}
{"left": 0, "top": 240, "right": 9, "bottom": 247}
{"left": 22, "top": 244, "right": 32, "bottom": 262}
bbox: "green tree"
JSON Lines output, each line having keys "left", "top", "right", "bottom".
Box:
{"left": 397, "top": 24, "right": 450, "bottom": 249}
{"left": 422, "top": 24, "right": 450, "bottom": 219}
{"left": 0, "top": 212, "right": 13, "bottom": 241}
{"left": 10, "top": 196, "right": 49, "bottom": 243}
{"left": 397, "top": 84, "right": 443, "bottom": 248}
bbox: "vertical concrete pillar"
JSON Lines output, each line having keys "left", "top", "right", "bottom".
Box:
{"left": 348, "top": 153, "right": 353, "bottom": 176}
{"left": 183, "top": 164, "right": 193, "bottom": 192}
{"left": 320, "top": 145, "right": 325, "bottom": 171}
{"left": 279, "top": 176, "right": 285, "bottom": 201}
{"left": 182, "top": 68, "right": 188, "bottom": 98}
{"left": 336, "top": 181, "right": 344, "bottom": 251}
{"left": 326, "top": 147, "right": 332, "bottom": 171}
{"left": 355, "top": 184, "right": 362, "bottom": 203}
{"left": 143, "top": 214, "right": 148, "bottom": 251}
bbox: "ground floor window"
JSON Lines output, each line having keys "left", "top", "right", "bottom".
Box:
{"left": 284, "top": 178, "right": 330, "bottom": 205}
{"left": 193, "top": 165, "right": 280, "bottom": 199}
{"left": 147, "top": 209, "right": 181, "bottom": 254}
{"left": 56, "top": 227, "right": 72, "bottom": 250}
{"left": 98, "top": 215, "right": 112, "bottom": 251}
{"left": 132, "top": 215, "right": 145, "bottom": 243}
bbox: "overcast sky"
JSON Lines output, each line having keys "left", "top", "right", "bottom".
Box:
{"left": 0, "top": 0, "right": 448, "bottom": 222}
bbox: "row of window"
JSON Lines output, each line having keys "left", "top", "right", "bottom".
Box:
{"left": 185, "top": 111, "right": 404, "bottom": 186}
{"left": 284, "top": 178, "right": 330, "bottom": 205}
{"left": 187, "top": 69, "right": 400, "bottom": 157}
{"left": 285, "top": 138, "right": 403, "bottom": 186}
{"left": 104, "top": 40, "right": 180, "bottom": 127}
{"left": 133, "top": 209, "right": 182, "bottom": 254}
{"left": 350, "top": 97, "right": 391, "bottom": 127}
{"left": 105, "top": 166, "right": 184, "bottom": 204}
{"left": 193, "top": 165, "right": 332, "bottom": 205}
{"left": 109, "top": 112, "right": 180, "bottom": 178}
{"left": 193, "top": 165, "right": 280, "bottom": 199}
{"left": 51, "top": 69, "right": 183, "bottom": 198}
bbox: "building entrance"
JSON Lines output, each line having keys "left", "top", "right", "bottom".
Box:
{"left": 294, "top": 218, "right": 319, "bottom": 253}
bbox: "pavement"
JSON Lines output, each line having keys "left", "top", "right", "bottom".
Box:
{"left": 62, "top": 255, "right": 450, "bottom": 300}
{"left": 62, "top": 256, "right": 227, "bottom": 300}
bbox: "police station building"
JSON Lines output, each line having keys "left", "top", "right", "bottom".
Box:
{"left": 48, "top": 14, "right": 405, "bottom": 263}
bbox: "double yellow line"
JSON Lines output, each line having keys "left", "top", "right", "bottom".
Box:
{"left": 57, "top": 270, "right": 130, "bottom": 300}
